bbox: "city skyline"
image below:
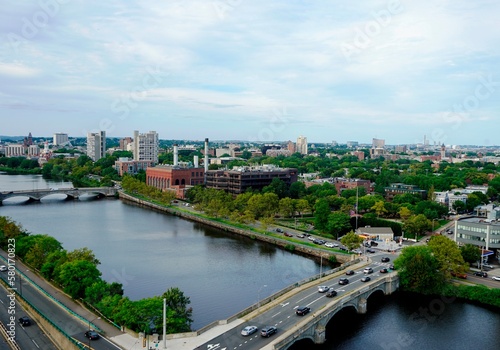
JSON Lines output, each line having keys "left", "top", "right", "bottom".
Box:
{"left": 1, "top": 1, "right": 499, "bottom": 145}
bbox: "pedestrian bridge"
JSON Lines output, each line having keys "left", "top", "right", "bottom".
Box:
{"left": 0, "top": 187, "right": 117, "bottom": 204}
{"left": 271, "top": 274, "right": 399, "bottom": 349}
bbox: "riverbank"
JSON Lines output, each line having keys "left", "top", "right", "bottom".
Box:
{"left": 118, "top": 191, "right": 354, "bottom": 264}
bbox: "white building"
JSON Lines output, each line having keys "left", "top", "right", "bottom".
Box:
{"left": 296, "top": 135, "right": 308, "bottom": 155}
{"left": 87, "top": 131, "right": 106, "bottom": 161}
{"left": 6, "top": 144, "right": 25, "bottom": 157}
{"left": 132, "top": 130, "right": 159, "bottom": 163}
{"left": 53, "top": 133, "right": 69, "bottom": 146}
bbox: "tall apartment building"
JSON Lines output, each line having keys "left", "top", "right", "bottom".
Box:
{"left": 87, "top": 131, "right": 106, "bottom": 161}
{"left": 119, "top": 137, "right": 133, "bottom": 150}
{"left": 296, "top": 136, "right": 308, "bottom": 155}
{"left": 133, "top": 130, "right": 159, "bottom": 163}
{"left": 53, "top": 133, "right": 69, "bottom": 146}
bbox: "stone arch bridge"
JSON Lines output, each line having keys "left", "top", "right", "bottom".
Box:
{"left": 0, "top": 187, "right": 117, "bottom": 204}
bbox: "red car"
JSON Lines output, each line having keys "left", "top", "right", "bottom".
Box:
{"left": 284, "top": 232, "right": 293, "bottom": 237}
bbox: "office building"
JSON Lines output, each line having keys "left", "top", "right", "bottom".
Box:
{"left": 87, "top": 131, "right": 106, "bottom": 161}
{"left": 133, "top": 130, "right": 159, "bottom": 163}
{"left": 53, "top": 133, "right": 69, "bottom": 146}
{"left": 296, "top": 136, "right": 308, "bottom": 155}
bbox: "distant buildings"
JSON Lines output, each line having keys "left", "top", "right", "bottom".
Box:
{"left": 296, "top": 136, "right": 308, "bottom": 155}
{"left": 133, "top": 130, "right": 159, "bottom": 163}
{"left": 86, "top": 131, "right": 106, "bottom": 161}
{"left": 455, "top": 215, "right": 500, "bottom": 252}
{"left": 384, "top": 183, "right": 427, "bottom": 201}
{"left": 53, "top": 133, "right": 69, "bottom": 146}
{"left": 146, "top": 164, "right": 205, "bottom": 199}
{"left": 114, "top": 158, "right": 155, "bottom": 176}
{"left": 119, "top": 137, "right": 133, "bottom": 151}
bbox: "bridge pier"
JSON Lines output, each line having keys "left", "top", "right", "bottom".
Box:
{"left": 314, "top": 324, "right": 326, "bottom": 344}
{"left": 357, "top": 297, "right": 367, "bottom": 314}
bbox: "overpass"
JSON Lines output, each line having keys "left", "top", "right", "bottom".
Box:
{"left": 0, "top": 187, "right": 117, "bottom": 204}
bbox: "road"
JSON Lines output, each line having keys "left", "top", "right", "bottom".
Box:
{"left": 0, "top": 278, "right": 58, "bottom": 350}
{"left": 195, "top": 252, "right": 394, "bottom": 350}
{"left": 0, "top": 255, "right": 121, "bottom": 350}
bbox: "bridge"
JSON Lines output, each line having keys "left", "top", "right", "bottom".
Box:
{"left": 0, "top": 187, "right": 117, "bottom": 204}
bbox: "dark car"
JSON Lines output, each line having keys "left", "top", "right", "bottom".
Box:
{"left": 296, "top": 306, "right": 311, "bottom": 316}
{"left": 339, "top": 278, "right": 349, "bottom": 285}
{"left": 474, "top": 271, "right": 488, "bottom": 278}
{"left": 380, "top": 268, "right": 388, "bottom": 273}
{"left": 326, "top": 290, "right": 338, "bottom": 297}
{"left": 18, "top": 316, "right": 31, "bottom": 327}
{"left": 345, "top": 270, "right": 354, "bottom": 275}
{"left": 84, "top": 330, "right": 99, "bottom": 340}
{"left": 381, "top": 257, "right": 390, "bottom": 263}
{"left": 361, "top": 276, "right": 371, "bottom": 282}
{"left": 389, "top": 264, "right": 395, "bottom": 270}
{"left": 275, "top": 228, "right": 283, "bottom": 233}
{"left": 366, "top": 248, "right": 376, "bottom": 253}
{"left": 261, "top": 326, "right": 277, "bottom": 337}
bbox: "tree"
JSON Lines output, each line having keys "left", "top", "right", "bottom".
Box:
{"left": 262, "top": 178, "right": 289, "bottom": 199}
{"left": 452, "top": 200, "right": 466, "bottom": 213}
{"left": 402, "top": 214, "right": 431, "bottom": 240}
{"left": 340, "top": 231, "right": 363, "bottom": 252}
{"left": 295, "top": 199, "right": 310, "bottom": 217}
{"left": 161, "top": 287, "right": 193, "bottom": 333}
{"left": 66, "top": 247, "right": 100, "bottom": 265}
{"left": 394, "top": 246, "right": 445, "bottom": 294}
{"left": 326, "top": 212, "right": 352, "bottom": 239}
{"left": 398, "top": 207, "right": 412, "bottom": 221}
{"left": 23, "top": 235, "right": 63, "bottom": 270}
{"left": 427, "top": 235, "right": 468, "bottom": 278}
{"left": 279, "top": 197, "right": 295, "bottom": 218}
{"left": 57, "top": 260, "right": 102, "bottom": 298}
{"left": 314, "top": 198, "right": 331, "bottom": 231}
{"left": 460, "top": 244, "right": 481, "bottom": 265}
{"left": 371, "top": 200, "right": 388, "bottom": 218}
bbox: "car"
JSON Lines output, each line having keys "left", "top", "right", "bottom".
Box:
{"left": 84, "top": 330, "right": 99, "bottom": 340}
{"left": 363, "top": 267, "right": 373, "bottom": 274}
{"left": 491, "top": 276, "right": 500, "bottom": 281}
{"left": 325, "top": 242, "right": 334, "bottom": 248}
{"left": 345, "top": 270, "right": 354, "bottom": 275}
{"left": 326, "top": 290, "right": 338, "bottom": 297}
{"left": 18, "top": 316, "right": 31, "bottom": 327}
{"left": 241, "top": 325, "right": 258, "bottom": 336}
{"left": 366, "top": 248, "right": 376, "bottom": 253}
{"left": 381, "top": 257, "right": 390, "bottom": 263}
{"left": 260, "top": 326, "right": 277, "bottom": 337}
{"left": 451, "top": 272, "right": 467, "bottom": 279}
{"left": 389, "top": 264, "right": 395, "bottom": 270}
{"left": 297, "top": 234, "right": 305, "bottom": 238}
{"left": 483, "top": 264, "right": 494, "bottom": 269}
{"left": 275, "top": 228, "right": 283, "bottom": 233}
{"left": 339, "top": 278, "right": 349, "bottom": 285}
{"left": 318, "top": 285, "right": 329, "bottom": 293}
{"left": 380, "top": 268, "right": 388, "bottom": 273}
{"left": 352, "top": 249, "right": 362, "bottom": 254}
{"left": 308, "top": 236, "right": 315, "bottom": 241}
{"left": 0, "top": 265, "right": 7, "bottom": 272}
{"left": 296, "top": 306, "right": 311, "bottom": 316}
{"left": 370, "top": 241, "right": 379, "bottom": 246}
{"left": 284, "top": 232, "right": 293, "bottom": 237}
{"left": 474, "top": 271, "right": 488, "bottom": 278}
{"left": 361, "top": 276, "right": 371, "bottom": 282}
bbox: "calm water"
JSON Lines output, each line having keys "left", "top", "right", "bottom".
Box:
{"left": 1, "top": 174, "right": 500, "bottom": 348}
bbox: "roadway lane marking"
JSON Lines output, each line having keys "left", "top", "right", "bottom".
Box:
{"left": 271, "top": 311, "right": 281, "bottom": 318}
{"left": 307, "top": 295, "right": 324, "bottom": 306}
{"left": 280, "top": 302, "right": 289, "bottom": 307}
{"left": 32, "top": 339, "right": 40, "bottom": 348}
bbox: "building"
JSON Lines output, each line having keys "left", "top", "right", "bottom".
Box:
{"left": 454, "top": 217, "right": 500, "bottom": 253}
{"left": 53, "top": 133, "right": 69, "bottom": 146}
{"left": 119, "top": 137, "right": 133, "bottom": 151}
{"left": 296, "top": 136, "right": 308, "bottom": 155}
{"left": 334, "top": 178, "right": 372, "bottom": 195}
{"left": 205, "top": 165, "right": 298, "bottom": 195}
{"left": 27, "top": 145, "right": 40, "bottom": 158}
{"left": 286, "top": 141, "right": 296, "bottom": 154}
{"left": 266, "top": 149, "right": 292, "bottom": 157}
{"left": 23, "top": 132, "right": 33, "bottom": 147}
{"left": 146, "top": 164, "right": 205, "bottom": 199}
{"left": 384, "top": 183, "right": 427, "bottom": 201}
{"left": 87, "top": 131, "right": 106, "bottom": 161}
{"left": 434, "top": 191, "right": 468, "bottom": 211}
{"left": 133, "top": 130, "right": 158, "bottom": 163}
{"left": 356, "top": 226, "right": 394, "bottom": 242}
{"left": 5, "top": 144, "right": 25, "bottom": 157}
{"left": 351, "top": 151, "right": 365, "bottom": 161}
{"left": 114, "top": 157, "right": 155, "bottom": 176}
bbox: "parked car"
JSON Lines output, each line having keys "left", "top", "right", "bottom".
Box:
{"left": 483, "top": 264, "right": 494, "bottom": 269}
{"left": 491, "top": 276, "right": 500, "bottom": 281}
{"left": 474, "top": 271, "right": 488, "bottom": 278}
{"left": 361, "top": 276, "right": 371, "bottom": 282}
{"left": 275, "top": 228, "right": 283, "bottom": 233}
{"left": 451, "top": 271, "right": 467, "bottom": 279}
{"left": 318, "top": 285, "right": 330, "bottom": 293}
{"left": 241, "top": 326, "right": 258, "bottom": 336}
{"left": 381, "top": 257, "right": 390, "bottom": 263}
{"left": 296, "top": 306, "right": 311, "bottom": 316}
{"left": 339, "top": 278, "right": 349, "bottom": 285}
{"left": 326, "top": 290, "right": 338, "bottom": 297}
{"left": 0, "top": 265, "right": 7, "bottom": 272}
{"left": 18, "top": 316, "right": 31, "bottom": 327}
{"left": 260, "top": 326, "right": 277, "bottom": 337}
{"left": 284, "top": 232, "right": 293, "bottom": 237}
{"left": 308, "top": 236, "right": 315, "bottom": 241}
{"left": 380, "top": 268, "right": 388, "bottom": 273}
{"left": 297, "top": 234, "right": 305, "bottom": 238}
{"left": 363, "top": 267, "right": 373, "bottom": 274}
{"left": 84, "top": 330, "right": 99, "bottom": 340}
{"left": 345, "top": 270, "right": 354, "bottom": 275}
{"left": 325, "top": 242, "right": 334, "bottom": 248}
{"left": 366, "top": 248, "right": 376, "bottom": 253}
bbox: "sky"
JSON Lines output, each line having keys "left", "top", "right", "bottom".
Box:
{"left": 1, "top": 0, "right": 499, "bottom": 146}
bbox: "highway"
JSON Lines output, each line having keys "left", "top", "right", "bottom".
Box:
{"left": 195, "top": 253, "right": 394, "bottom": 350}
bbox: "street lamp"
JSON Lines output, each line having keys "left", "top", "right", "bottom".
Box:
{"left": 257, "top": 285, "right": 267, "bottom": 309}
{"left": 88, "top": 317, "right": 100, "bottom": 350}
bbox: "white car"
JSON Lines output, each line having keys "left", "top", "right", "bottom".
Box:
{"left": 492, "top": 276, "right": 500, "bottom": 281}
{"left": 0, "top": 265, "right": 7, "bottom": 272}
{"left": 325, "top": 242, "right": 334, "bottom": 248}
{"left": 241, "top": 326, "right": 258, "bottom": 336}
{"left": 318, "top": 285, "right": 329, "bottom": 293}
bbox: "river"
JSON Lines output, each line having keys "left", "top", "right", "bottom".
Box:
{"left": 1, "top": 174, "right": 499, "bottom": 349}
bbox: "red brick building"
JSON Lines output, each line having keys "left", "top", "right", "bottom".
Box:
{"left": 146, "top": 166, "right": 205, "bottom": 199}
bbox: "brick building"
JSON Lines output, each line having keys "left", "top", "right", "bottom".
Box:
{"left": 146, "top": 165, "right": 205, "bottom": 199}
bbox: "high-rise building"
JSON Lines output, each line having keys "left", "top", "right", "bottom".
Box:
{"left": 133, "top": 130, "right": 159, "bottom": 163}
{"left": 53, "top": 132, "right": 69, "bottom": 146}
{"left": 87, "top": 131, "right": 106, "bottom": 161}
{"left": 296, "top": 135, "right": 308, "bottom": 155}
{"left": 119, "top": 137, "right": 133, "bottom": 150}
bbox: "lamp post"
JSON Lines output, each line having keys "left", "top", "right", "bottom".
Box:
{"left": 257, "top": 285, "right": 267, "bottom": 309}
{"left": 88, "top": 317, "right": 100, "bottom": 350}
